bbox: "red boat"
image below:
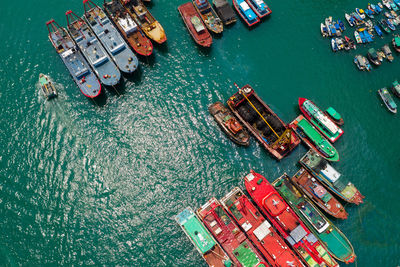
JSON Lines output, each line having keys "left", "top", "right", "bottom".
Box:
{"left": 103, "top": 0, "right": 153, "bottom": 56}
{"left": 244, "top": 170, "right": 339, "bottom": 267}
{"left": 227, "top": 84, "right": 300, "bottom": 160}
{"left": 221, "top": 187, "right": 304, "bottom": 267}
{"left": 197, "top": 198, "right": 267, "bottom": 267}
{"left": 178, "top": 2, "right": 213, "bottom": 47}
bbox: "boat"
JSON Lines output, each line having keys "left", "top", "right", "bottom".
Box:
{"left": 391, "top": 80, "right": 400, "bottom": 97}
{"left": 343, "top": 37, "right": 351, "bottom": 50}
{"left": 244, "top": 170, "right": 338, "bottom": 267}
{"left": 392, "top": 35, "right": 400, "bottom": 52}
{"left": 46, "top": 19, "right": 101, "bottom": 98}
{"left": 365, "top": 8, "right": 374, "bottom": 18}
{"left": 196, "top": 198, "right": 267, "bottom": 267}
{"left": 377, "top": 49, "right": 386, "bottom": 61}
{"left": 329, "top": 24, "right": 337, "bottom": 36}
{"left": 120, "top": 0, "right": 167, "bottom": 44}
{"left": 227, "top": 84, "right": 300, "bottom": 160}
{"left": 300, "top": 149, "right": 365, "bottom": 205}
{"left": 298, "top": 98, "right": 344, "bottom": 143}
{"left": 66, "top": 10, "right": 121, "bottom": 87}
{"left": 354, "top": 31, "right": 362, "bottom": 43}
{"left": 331, "top": 38, "right": 338, "bottom": 52}
{"left": 383, "top": 0, "right": 392, "bottom": 9}
{"left": 354, "top": 54, "right": 372, "bottom": 71}
{"left": 289, "top": 115, "right": 340, "bottom": 162}
{"left": 379, "top": 19, "right": 391, "bottom": 32}
{"left": 338, "top": 19, "right": 346, "bottom": 31}
{"left": 351, "top": 12, "right": 364, "bottom": 24}
{"left": 356, "top": 8, "right": 366, "bottom": 19}
{"left": 344, "top": 36, "right": 356, "bottom": 49}
{"left": 38, "top": 74, "right": 57, "bottom": 100}
{"left": 178, "top": 2, "right": 213, "bottom": 47}
{"left": 83, "top": 0, "right": 138, "bottom": 74}
{"left": 368, "top": 48, "right": 382, "bottom": 65}
{"left": 175, "top": 207, "right": 232, "bottom": 267}
{"left": 372, "top": 3, "right": 382, "bottom": 13}
{"left": 273, "top": 174, "right": 356, "bottom": 264}
{"left": 321, "top": 23, "right": 329, "bottom": 37}
{"left": 386, "top": 18, "right": 396, "bottom": 30}
{"left": 220, "top": 187, "right": 304, "bottom": 267}
{"left": 378, "top": 2, "right": 385, "bottom": 9}
{"left": 336, "top": 38, "right": 344, "bottom": 50}
{"left": 324, "top": 107, "right": 344, "bottom": 126}
{"left": 232, "top": 0, "right": 260, "bottom": 27}
{"left": 383, "top": 44, "right": 394, "bottom": 61}
{"left": 395, "top": 0, "right": 400, "bottom": 7}
{"left": 358, "top": 30, "right": 367, "bottom": 43}
{"left": 374, "top": 24, "right": 383, "bottom": 36}
{"left": 208, "top": 101, "right": 250, "bottom": 146}
{"left": 378, "top": 87, "right": 398, "bottom": 113}
{"left": 193, "top": 0, "right": 224, "bottom": 34}
{"left": 245, "top": 0, "right": 271, "bottom": 18}
{"left": 384, "top": 11, "right": 394, "bottom": 18}
{"left": 212, "top": 0, "right": 237, "bottom": 25}
{"left": 345, "top": 13, "right": 355, "bottom": 27}
{"left": 334, "top": 21, "right": 341, "bottom": 32}
{"left": 292, "top": 168, "right": 348, "bottom": 220}
{"left": 103, "top": 0, "right": 153, "bottom": 57}
{"left": 391, "top": 1, "right": 399, "bottom": 10}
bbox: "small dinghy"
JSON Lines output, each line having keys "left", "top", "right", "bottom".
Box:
{"left": 39, "top": 74, "right": 57, "bottom": 100}
{"left": 345, "top": 13, "right": 355, "bottom": 27}
{"left": 321, "top": 23, "right": 329, "bottom": 37}
{"left": 356, "top": 8, "right": 366, "bottom": 19}
{"left": 331, "top": 38, "right": 338, "bottom": 52}
{"left": 383, "top": 0, "right": 392, "bottom": 9}
{"left": 354, "top": 31, "right": 362, "bottom": 43}
{"left": 324, "top": 107, "right": 344, "bottom": 126}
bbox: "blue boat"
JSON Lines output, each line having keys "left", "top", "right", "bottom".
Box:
{"left": 395, "top": 0, "right": 400, "bottom": 7}
{"left": 373, "top": 3, "right": 382, "bottom": 13}
{"left": 387, "top": 18, "right": 396, "bottom": 30}
{"left": 365, "top": 8, "right": 375, "bottom": 18}
{"left": 358, "top": 30, "right": 367, "bottom": 43}
{"left": 233, "top": 0, "right": 260, "bottom": 26}
{"left": 246, "top": 0, "right": 271, "bottom": 18}
{"left": 374, "top": 24, "right": 384, "bottom": 36}
{"left": 364, "top": 30, "right": 374, "bottom": 42}
{"left": 391, "top": 1, "right": 399, "bottom": 10}
{"left": 334, "top": 21, "right": 341, "bottom": 31}
{"left": 338, "top": 19, "right": 346, "bottom": 31}
{"left": 330, "top": 24, "right": 337, "bottom": 35}
{"left": 66, "top": 10, "right": 120, "bottom": 87}
{"left": 83, "top": 0, "right": 138, "bottom": 75}
{"left": 46, "top": 19, "right": 101, "bottom": 98}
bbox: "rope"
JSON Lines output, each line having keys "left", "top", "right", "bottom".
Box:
{"left": 209, "top": 247, "right": 228, "bottom": 260}
{"left": 112, "top": 85, "right": 121, "bottom": 96}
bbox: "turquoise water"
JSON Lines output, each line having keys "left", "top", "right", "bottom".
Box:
{"left": 0, "top": 0, "right": 399, "bottom": 265}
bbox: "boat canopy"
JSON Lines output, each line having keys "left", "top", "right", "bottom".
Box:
{"left": 253, "top": 220, "right": 271, "bottom": 241}
{"left": 321, "top": 164, "right": 341, "bottom": 183}
{"left": 395, "top": 36, "right": 400, "bottom": 46}
{"left": 118, "top": 17, "right": 138, "bottom": 34}
{"left": 326, "top": 107, "right": 341, "bottom": 120}
{"left": 240, "top": 1, "right": 251, "bottom": 11}
{"left": 191, "top": 16, "right": 205, "bottom": 32}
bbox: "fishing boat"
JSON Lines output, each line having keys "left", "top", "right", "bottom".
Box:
{"left": 221, "top": 187, "right": 304, "bottom": 267}
{"left": 344, "top": 36, "right": 356, "bottom": 49}
{"left": 246, "top": 0, "right": 271, "bottom": 18}
{"left": 331, "top": 38, "right": 338, "bottom": 52}
{"left": 338, "top": 19, "right": 346, "bottom": 31}
{"left": 46, "top": 19, "right": 101, "bottom": 98}
{"left": 291, "top": 168, "right": 348, "bottom": 219}
{"left": 336, "top": 38, "right": 344, "bottom": 50}
{"left": 354, "top": 31, "right": 362, "bottom": 43}
{"left": 298, "top": 98, "right": 344, "bottom": 143}
{"left": 351, "top": 12, "right": 364, "bottom": 25}
{"left": 387, "top": 18, "right": 396, "bottom": 30}
{"left": 395, "top": 0, "right": 400, "bottom": 7}
{"left": 383, "top": 44, "right": 394, "bottom": 61}
{"left": 120, "top": 0, "right": 167, "bottom": 44}
{"left": 378, "top": 88, "right": 398, "bottom": 113}
{"left": 300, "top": 149, "right": 365, "bottom": 205}
{"left": 379, "top": 19, "right": 391, "bottom": 32}
{"left": 358, "top": 30, "right": 367, "bottom": 43}
{"left": 212, "top": 0, "right": 237, "bottom": 25}
{"left": 273, "top": 174, "right": 356, "bottom": 264}
{"left": 244, "top": 170, "right": 338, "bottom": 267}
{"left": 391, "top": 1, "right": 399, "bottom": 10}
{"left": 374, "top": 24, "right": 383, "bottom": 36}
{"left": 392, "top": 80, "right": 400, "bottom": 97}
{"left": 365, "top": 8, "right": 374, "bottom": 18}
{"left": 38, "top": 74, "right": 57, "bottom": 100}
{"left": 208, "top": 101, "right": 250, "bottom": 146}
{"left": 392, "top": 35, "right": 400, "bottom": 52}
{"left": 83, "top": 0, "right": 138, "bottom": 74}
{"left": 345, "top": 13, "right": 355, "bottom": 27}
{"left": 232, "top": 0, "right": 260, "bottom": 27}
{"left": 354, "top": 54, "right": 372, "bottom": 71}
{"left": 321, "top": 23, "right": 329, "bottom": 37}
{"left": 379, "top": 2, "right": 385, "bottom": 9}
{"left": 383, "top": 0, "right": 392, "bottom": 9}
{"left": 356, "top": 8, "right": 366, "bottom": 19}
{"left": 66, "top": 10, "right": 120, "bottom": 87}
{"left": 368, "top": 48, "right": 382, "bottom": 65}
{"left": 193, "top": 0, "right": 224, "bottom": 34}
{"left": 377, "top": 48, "right": 386, "bottom": 61}
{"left": 363, "top": 30, "right": 373, "bottom": 43}
{"left": 289, "top": 115, "right": 340, "bottom": 162}
{"left": 372, "top": 3, "right": 382, "bottom": 13}
{"left": 178, "top": 2, "right": 213, "bottom": 47}
{"left": 227, "top": 84, "right": 300, "bottom": 160}
{"left": 175, "top": 207, "right": 232, "bottom": 267}
{"left": 196, "top": 198, "right": 267, "bottom": 267}
{"left": 324, "top": 107, "right": 344, "bottom": 126}
{"left": 103, "top": 0, "right": 153, "bottom": 56}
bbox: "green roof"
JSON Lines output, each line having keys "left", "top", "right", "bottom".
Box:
{"left": 233, "top": 241, "right": 260, "bottom": 267}
{"left": 326, "top": 107, "right": 341, "bottom": 120}
{"left": 395, "top": 37, "right": 400, "bottom": 47}
{"left": 319, "top": 228, "right": 355, "bottom": 261}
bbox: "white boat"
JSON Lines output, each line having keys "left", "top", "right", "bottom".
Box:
{"left": 354, "top": 31, "right": 362, "bottom": 43}
{"left": 345, "top": 13, "right": 354, "bottom": 27}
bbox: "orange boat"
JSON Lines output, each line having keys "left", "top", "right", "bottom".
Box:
{"left": 120, "top": 0, "right": 167, "bottom": 44}
{"left": 104, "top": 0, "right": 153, "bottom": 56}
{"left": 178, "top": 2, "right": 213, "bottom": 47}
{"left": 221, "top": 187, "right": 304, "bottom": 267}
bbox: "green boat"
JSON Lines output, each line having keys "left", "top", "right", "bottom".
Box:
{"left": 324, "top": 107, "right": 344, "bottom": 126}
{"left": 273, "top": 174, "right": 356, "bottom": 264}
{"left": 39, "top": 73, "right": 57, "bottom": 100}
{"left": 392, "top": 80, "right": 400, "bottom": 98}
{"left": 299, "top": 98, "right": 344, "bottom": 143}
{"left": 289, "top": 115, "right": 339, "bottom": 162}
{"left": 175, "top": 207, "right": 232, "bottom": 267}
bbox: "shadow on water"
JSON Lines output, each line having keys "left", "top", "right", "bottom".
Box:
{"left": 125, "top": 65, "right": 144, "bottom": 86}
{"left": 139, "top": 53, "right": 156, "bottom": 68}
{"left": 154, "top": 42, "right": 169, "bottom": 56}
{"left": 197, "top": 46, "right": 212, "bottom": 56}
{"left": 90, "top": 91, "right": 107, "bottom": 107}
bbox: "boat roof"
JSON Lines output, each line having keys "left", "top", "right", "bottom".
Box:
{"left": 303, "top": 100, "right": 339, "bottom": 135}
{"left": 176, "top": 208, "right": 216, "bottom": 254}
{"left": 326, "top": 107, "right": 341, "bottom": 120}
{"left": 191, "top": 16, "right": 205, "bottom": 32}
{"left": 321, "top": 164, "right": 341, "bottom": 183}
{"left": 395, "top": 36, "right": 400, "bottom": 46}
{"left": 233, "top": 241, "right": 262, "bottom": 267}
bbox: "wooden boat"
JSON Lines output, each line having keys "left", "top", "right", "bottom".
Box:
{"left": 220, "top": 187, "right": 304, "bottom": 267}
{"left": 383, "top": 44, "right": 394, "bottom": 61}
{"left": 208, "top": 101, "right": 250, "bottom": 146}
{"left": 227, "top": 84, "right": 300, "bottom": 160}
{"left": 232, "top": 0, "right": 260, "bottom": 27}
{"left": 289, "top": 115, "right": 339, "bottom": 162}
{"left": 354, "top": 31, "right": 362, "bottom": 43}
{"left": 120, "top": 0, "right": 167, "bottom": 44}
{"left": 196, "top": 198, "right": 267, "bottom": 267}
{"left": 212, "top": 0, "right": 237, "bottom": 25}
{"left": 300, "top": 149, "right": 365, "bottom": 205}
{"left": 378, "top": 87, "right": 397, "bottom": 113}
{"left": 354, "top": 54, "right": 372, "bottom": 71}
{"left": 175, "top": 207, "right": 232, "bottom": 267}
{"left": 291, "top": 168, "right": 348, "bottom": 219}
{"left": 392, "top": 80, "right": 400, "bottom": 97}
{"left": 103, "top": 0, "right": 153, "bottom": 56}
{"left": 39, "top": 74, "right": 57, "bottom": 100}
{"left": 193, "top": 0, "right": 223, "bottom": 34}
{"left": 245, "top": 0, "right": 271, "bottom": 19}
{"left": 178, "top": 2, "right": 213, "bottom": 47}
{"left": 324, "top": 107, "right": 344, "bottom": 126}
{"left": 368, "top": 48, "right": 381, "bottom": 65}
{"left": 273, "top": 174, "right": 356, "bottom": 264}
{"left": 244, "top": 170, "right": 338, "bottom": 267}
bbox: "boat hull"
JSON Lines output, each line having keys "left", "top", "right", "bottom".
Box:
{"left": 193, "top": 0, "right": 224, "bottom": 34}
{"left": 232, "top": 0, "right": 260, "bottom": 27}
